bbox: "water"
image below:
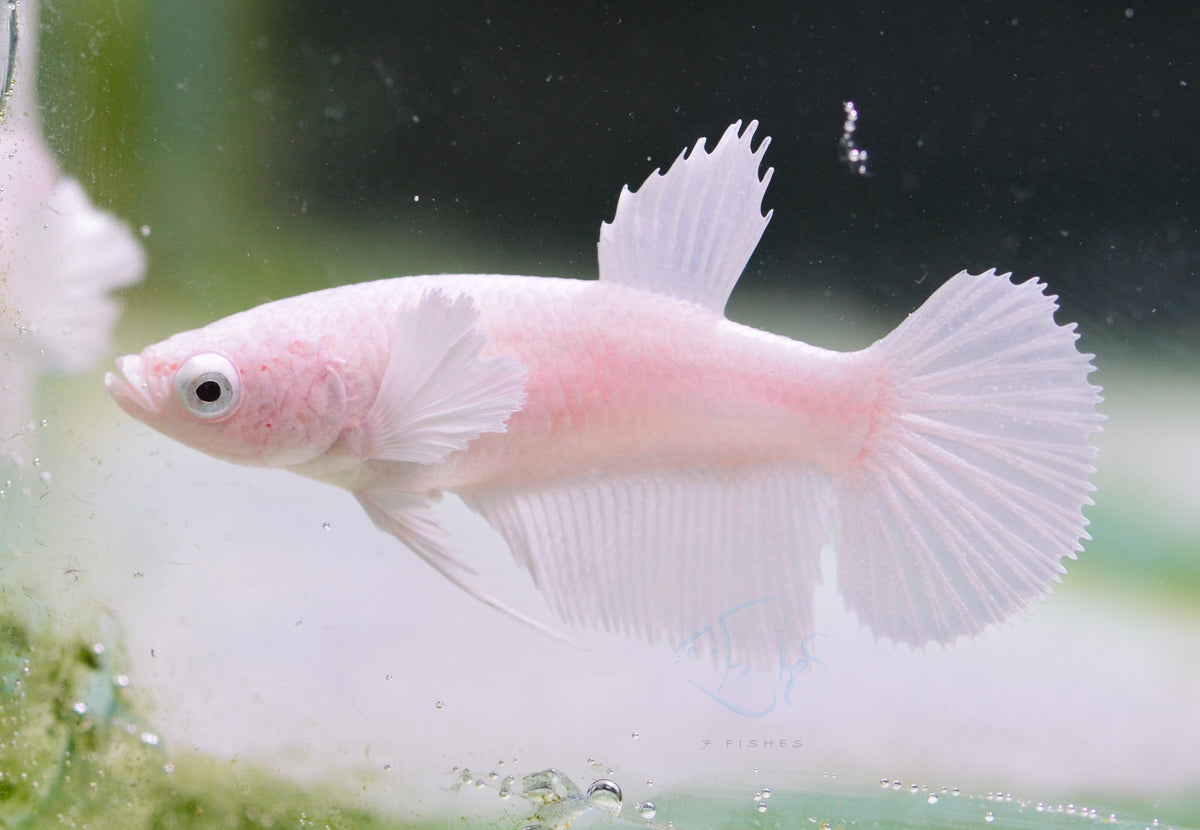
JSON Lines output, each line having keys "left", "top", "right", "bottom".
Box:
{"left": 3, "top": 2, "right": 1199, "bottom": 828}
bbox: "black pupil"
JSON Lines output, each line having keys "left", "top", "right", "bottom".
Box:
{"left": 195, "top": 379, "right": 223, "bottom": 403}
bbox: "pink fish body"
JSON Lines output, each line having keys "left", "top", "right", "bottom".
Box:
{"left": 107, "top": 122, "right": 1102, "bottom": 656}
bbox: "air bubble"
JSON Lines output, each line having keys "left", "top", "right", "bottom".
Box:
{"left": 585, "top": 779, "right": 622, "bottom": 814}
{"left": 756, "top": 803, "right": 767, "bottom": 814}
{"left": 321, "top": 522, "right": 331, "bottom": 531}
{"left": 637, "top": 802, "right": 656, "bottom": 820}
{"left": 985, "top": 812, "right": 995, "bottom": 823}
{"left": 435, "top": 700, "right": 445, "bottom": 709}
{"left": 928, "top": 794, "right": 939, "bottom": 805}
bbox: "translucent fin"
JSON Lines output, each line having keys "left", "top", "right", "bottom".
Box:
{"left": 365, "top": 289, "right": 527, "bottom": 464}
{"left": 355, "top": 488, "right": 583, "bottom": 648}
{"left": 597, "top": 120, "right": 773, "bottom": 315}
{"left": 462, "top": 464, "right": 834, "bottom": 667}
{"left": 835, "top": 270, "right": 1103, "bottom": 646}
{"left": 17, "top": 177, "right": 146, "bottom": 374}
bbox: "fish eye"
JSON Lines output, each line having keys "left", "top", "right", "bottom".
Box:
{"left": 175, "top": 353, "right": 241, "bottom": 419}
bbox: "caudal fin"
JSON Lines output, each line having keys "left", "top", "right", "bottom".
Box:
{"left": 834, "top": 269, "right": 1103, "bottom": 646}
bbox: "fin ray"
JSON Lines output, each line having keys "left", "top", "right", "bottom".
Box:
{"left": 463, "top": 465, "right": 834, "bottom": 667}
{"left": 597, "top": 120, "right": 772, "bottom": 315}
{"left": 835, "top": 270, "right": 1103, "bottom": 645}
{"left": 364, "top": 290, "right": 526, "bottom": 465}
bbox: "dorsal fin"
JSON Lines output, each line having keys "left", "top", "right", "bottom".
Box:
{"left": 597, "top": 120, "right": 773, "bottom": 316}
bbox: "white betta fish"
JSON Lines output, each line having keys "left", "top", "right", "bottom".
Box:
{"left": 106, "top": 121, "right": 1102, "bottom": 657}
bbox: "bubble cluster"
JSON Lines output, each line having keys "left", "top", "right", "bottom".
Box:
{"left": 839, "top": 101, "right": 870, "bottom": 175}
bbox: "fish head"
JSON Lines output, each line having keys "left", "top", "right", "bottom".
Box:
{"left": 105, "top": 315, "right": 348, "bottom": 468}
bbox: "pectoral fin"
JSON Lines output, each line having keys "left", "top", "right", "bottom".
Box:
{"left": 364, "top": 289, "right": 527, "bottom": 464}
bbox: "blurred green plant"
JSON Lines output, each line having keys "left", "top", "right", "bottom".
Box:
{"left": 0, "top": 607, "right": 430, "bottom": 829}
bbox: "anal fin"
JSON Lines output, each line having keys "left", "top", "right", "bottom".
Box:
{"left": 462, "top": 464, "right": 834, "bottom": 668}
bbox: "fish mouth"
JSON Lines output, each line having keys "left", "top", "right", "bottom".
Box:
{"left": 104, "top": 354, "right": 159, "bottom": 416}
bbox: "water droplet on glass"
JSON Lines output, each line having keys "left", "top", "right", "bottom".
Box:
{"left": 761, "top": 788, "right": 771, "bottom": 799}
{"left": 891, "top": 780, "right": 902, "bottom": 790}
{"left": 140, "top": 225, "right": 152, "bottom": 237}
{"left": 984, "top": 811, "right": 995, "bottom": 823}
{"left": 435, "top": 700, "right": 445, "bottom": 709}
{"left": 321, "top": 521, "right": 331, "bottom": 531}
{"left": 637, "top": 802, "right": 656, "bottom": 820}
{"left": 586, "top": 778, "right": 623, "bottom": 814}
{"left": 880, "top": 778, "right": 891, "bottom": 789}
{"left": 115, "top": 675, "right": 130, "bottom": 688}
{"left": 928, "top": 794, "right": 939, "bottom": 805}
{"left": 140, "top": 732, "right": 159, "bottom": 746}
{"left": 631, "top": 732, "right": 639, "bottom": 740}
{"left": 383, "top": 764, "right": 391, "bottom": 772}
{"left": 756, "top": 803, "right": 767, "bottom": 814}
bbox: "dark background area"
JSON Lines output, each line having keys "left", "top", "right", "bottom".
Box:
{"left": 43, "top": 1, "right": 1200, "bottom": 358}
